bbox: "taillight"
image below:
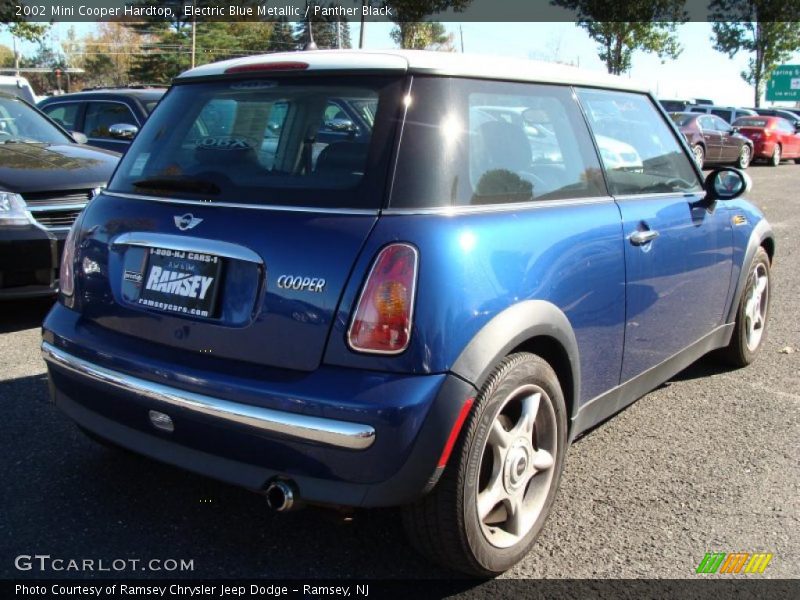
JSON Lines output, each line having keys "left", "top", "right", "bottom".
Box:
{"left": 347, "top": 243, "right": 419, "bottom": 354}
{"left": 59, "top": 220, "right": 80, "bottom": 297}
{"left": 224, "top": 61, "right": 308, "bottom": 74}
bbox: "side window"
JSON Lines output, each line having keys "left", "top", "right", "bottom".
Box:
{"left": 690, "top": 107, "right": 706, "bottom": 113}
{"left": 84, "top": 102, "right": 137, "bottom": 139}
{"left": 577, "top": 89, "right": 702, "bottom": 196}
{"left": 713, "top": 116, "right": 732, "bottom": 133}
{"left": 43, "top": 103, "right": 80, "bottom": 131}
{"left": 711, "top": 109, "right": 732, "bottom": 123}
{"left": 777, "top": 119, "right": 794, "bottom": 133}
{"left": 697, "top": 116, "right": 714, "bottom": 130}
{"left": 467, "top": 83, "right": 605, "bottom": 204}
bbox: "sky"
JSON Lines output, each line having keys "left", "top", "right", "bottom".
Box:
{"left": 2, "top": 21, "right": 799, "bottom": 107}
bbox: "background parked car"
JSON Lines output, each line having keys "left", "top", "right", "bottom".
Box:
{"left": 732, "top": 116, "right": 800, "bottom": 166}
{"left": 0, "top": 76, "right": 37, "bottom": 104}
{"left": 689, "top": 105, "right": 757, "bottom": 124}
{"left": 670, "top": 112, "right": 753, "bottom": 169}
{"left": 0, "top": 93, "right": 118, "bottom": 299}
{"left": 38, "top": 87, "right": 166, "bottom": 153}
{"left": 745, "top": 107, "right": 800, "bottom": 129}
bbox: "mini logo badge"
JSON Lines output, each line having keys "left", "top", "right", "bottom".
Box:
{"left": 174, "top": 213, "right": 203, "bottom": 231}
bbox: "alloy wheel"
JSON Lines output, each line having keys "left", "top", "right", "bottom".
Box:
{"left": 476, "top": 384, "right": 557, "bottom": 549}
{"left": 739, "top": 145, "right": 751, "bottom": 169}
{"left": 744, "top": 262, "right": 769, "bottom": 352}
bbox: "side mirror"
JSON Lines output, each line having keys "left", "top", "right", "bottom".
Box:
{"left": 704, "top": 167, "right": 751, "bottom": 201}
{"left": 731, "top": 126, "right": 740, "bottom": 134}
{"left": 70, "top": 131, "right": 88, "bottom": 144}
{"left": 323, "top": 118, "right": 357, "bottom": 134}
{"left": 109, "top": 123, "right": 138, "bottom": 140}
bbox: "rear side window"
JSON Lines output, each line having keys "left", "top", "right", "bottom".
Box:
{"left": 42, "top": 103, "right": 80, "bottom": 130}
{"left": 85, "top": 102, "right": 138, "bottom": 139}
{"left": 108, "top": 76, "right": 402, "bottom": 209}
{"left": 391, "top": 77, "right": 605, "bottom": 208}
{"left": 577, "top": 89, "right": 702, "bottom": 196}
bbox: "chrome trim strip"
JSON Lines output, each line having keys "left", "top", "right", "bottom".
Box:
{"left": 41, "top": 342, "right": 376, "bottom": 451}
{"left": 381, "top": 196, "right": 613, "bottom": 216}
{"left": 613, "top": 191, "right": 707, "bottom": 201}
{"left": 112, "top": 232, "right": 264, "bottom": 264}
{"left": 103, "top": 191, "right": 380, "bottom": 216}
{"left": 27, "top": 203, "right": 87, "bottom": 212}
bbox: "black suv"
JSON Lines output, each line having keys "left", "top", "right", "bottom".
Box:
{"left": 38, "top": 87, "right": 166, "bottom": 153}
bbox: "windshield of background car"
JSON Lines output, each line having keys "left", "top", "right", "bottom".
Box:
{"left": 108, "top": 75, "right": 403, "bottom": 209}
{"left": 734, "top": 118, "right": 769, "bottom": 128}
{"left": 0, "top": 96, "right": 72, "bottom": 144}
{"left": 390, "top": 77, "right": 606, "bottom": 208}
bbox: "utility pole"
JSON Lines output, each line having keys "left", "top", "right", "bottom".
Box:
{"left": 359, "top": 0, "right": 366, "bottom": 49}
{"left": 337, "top": 20, "right": 342, "bottom": 49}
{"left": 459, "top": 26, "right": 464, "bottom": 53}
{"left": 191, "top": 1, "right": 197, "bottom": 69}
{"left": 12, "top": 35, "right": 20, "bottom": 77}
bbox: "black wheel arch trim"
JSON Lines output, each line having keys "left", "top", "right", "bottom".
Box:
{"left": 450, "top": 300, "right": 581, "bottom": 422}
{"left": 726, "top": 218, "right": 774, "bottom": 324}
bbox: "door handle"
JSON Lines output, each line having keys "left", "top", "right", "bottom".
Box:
{"left": 630, "top": 230, "right": 659, "bottom": 245}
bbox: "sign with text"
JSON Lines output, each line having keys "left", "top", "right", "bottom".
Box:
{"left": 767, "top": 65, "right": 800, "bottom": 102}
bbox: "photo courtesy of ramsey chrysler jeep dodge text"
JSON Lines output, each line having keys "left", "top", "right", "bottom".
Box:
{"left": 41, "top": 50, "right": 774, "bottom": 576}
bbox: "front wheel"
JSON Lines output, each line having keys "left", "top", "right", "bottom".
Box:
{"left": 719, "top": 247, "right": 771, "bottom": 367}
{"left": 402, "top": 353, "right": 567, "bottom": 576}
{"left": 737, "top": 145, "right": 751, "bottom": 169}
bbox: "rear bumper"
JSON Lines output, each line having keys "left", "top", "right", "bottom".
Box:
{"left": 751, "top": 140, "right": 777, "bottom": 158}
{"left": 42, "top": 309, "right": 477, "bottom": 507}
{"left": 0, "top": 226, "right": 65, "bottom": 299}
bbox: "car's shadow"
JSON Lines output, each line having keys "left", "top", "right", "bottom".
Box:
{"left": 0, "top": 372, "right": 479, "bottom": 581}
{"left": 0, "top": 297, "right": 54, "bottom": 334}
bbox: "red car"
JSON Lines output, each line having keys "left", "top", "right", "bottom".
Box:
{"left": 732, "top": 116, "right": 800, "bottom": 166}
{"left": 669, "top": 112, "right": 753, "bottom": 169}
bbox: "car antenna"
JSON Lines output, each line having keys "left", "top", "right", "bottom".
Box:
{"left": 303, "top": 4, "right": 318, "bottom": 51}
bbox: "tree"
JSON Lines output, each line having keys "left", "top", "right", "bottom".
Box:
{"left": 551, "top": 0, "right": 686, "bottom": 75}
{"left": 710, "top": 0, "right": 800, "bottom": 107}
{"left": 0, "top": 44, "right": 14, "bottom": 67}
{"left": 387, "top": 0, "right": 471, "bottom": 48}
{"left": 268, "top": 19, "right": 298, "bottom": 52}
{"left": 294, "top": 3, "right": 353, "bottom": 50}
{"left": 390, "top": 22, "right": 455, "bottom": 50}
{"left": 76, "top": 23, "right": 143, "bottom": 88}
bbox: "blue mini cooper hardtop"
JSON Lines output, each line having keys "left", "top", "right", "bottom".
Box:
{"left": 42, "top": 50, "right": 774, "bottom": 575}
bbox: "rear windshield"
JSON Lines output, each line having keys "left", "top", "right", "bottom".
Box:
{"left": 108, "top": 75, "right": 403, "bottom": 209}
{"left": 734, "top": 118, "right": 768, "bottom": 128}
{"left": 669, "top": 113, "right": 694, "bottom": 126}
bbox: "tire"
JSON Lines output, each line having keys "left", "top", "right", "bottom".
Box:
{"left": 402, "top": 353, "right": 567, "bottom": 576}
{"left": 770, "top": 144, "right": 781, "bottom": 167}
{"left": 719, "top": 247, "right": 771, "bottom": 367}
{"left": 692, "top": 144, "right": 705, "bottom": 169}
{"left": 794, "top": 158, "right": 800, "bottom": 165}
{"left": 737, "top": 145, "right": 751, "bottom": 169}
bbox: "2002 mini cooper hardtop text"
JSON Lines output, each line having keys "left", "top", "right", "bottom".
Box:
{"left": 42, "top": 50, "right": 774, "bottom": 575}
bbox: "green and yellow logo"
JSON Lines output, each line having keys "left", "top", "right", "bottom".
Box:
{"left": 696, "top": 552, "right": 773, "bottom": 574}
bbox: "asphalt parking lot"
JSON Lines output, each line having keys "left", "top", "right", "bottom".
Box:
{"left": 1, "top": 164, "right": 798, "bottom": 581}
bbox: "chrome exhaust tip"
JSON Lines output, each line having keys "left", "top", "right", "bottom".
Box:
{"left": 265, "top": 480, "right": 296, "bottom": 512}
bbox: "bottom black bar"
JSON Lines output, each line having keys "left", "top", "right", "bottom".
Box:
{"left": 3, "top": 579, "right": 799, "bottom": 600}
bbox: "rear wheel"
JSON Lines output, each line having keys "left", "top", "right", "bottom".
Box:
{"left": 402, "top": 353, "right": 567, "bottom": 576}
{"left": 692, "top": 144, "right": 705, "bottom": 169}
{"left": 770, "top": 144, "right": 781, "bottom": 166}
{"left": 719, "top": 247, "right": 771, "bottom": 367}
{"left": 737, "top": 145, "right": 751, "bottom": 169}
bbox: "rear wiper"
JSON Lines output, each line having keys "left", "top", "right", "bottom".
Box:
{"left": 133, "top": 177, "right": 220, "bottom": 196}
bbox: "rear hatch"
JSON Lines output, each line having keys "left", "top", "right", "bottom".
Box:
{"left": 75, "top": 72, "right": 405, "bottom": 371}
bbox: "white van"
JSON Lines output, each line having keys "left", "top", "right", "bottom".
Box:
{"left": 0, "top": 75, "right": 37, "bottom": 104}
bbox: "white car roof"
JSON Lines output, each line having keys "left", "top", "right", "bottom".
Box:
{"left": 176, "top": 49, "right": 650, "bottom": 94}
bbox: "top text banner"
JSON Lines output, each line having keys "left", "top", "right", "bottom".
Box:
{"left": 4, "top": 0, "right": 800, "bottom": 23}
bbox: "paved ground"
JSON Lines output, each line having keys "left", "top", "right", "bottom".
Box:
{"left": 1, "top": 164, "right": 798, "bottom": 581}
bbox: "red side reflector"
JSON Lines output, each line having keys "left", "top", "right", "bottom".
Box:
{"left": 225, "top": 62, "right": 309, "bottom": 74}
{"left": 437, "top": 398, "right": 475, "bottom": 468}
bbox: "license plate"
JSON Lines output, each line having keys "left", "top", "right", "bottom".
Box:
{"left": 136, "top": 247, "right": 223, "bottom": 319}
